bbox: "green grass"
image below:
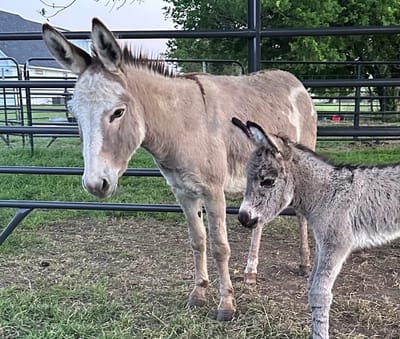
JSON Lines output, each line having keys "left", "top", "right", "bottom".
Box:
{"left": 0, "top": 281, "right": 310, "bottom": 339}
{"left": 0, "top": 137, "right": 399, "bottom": 233}
{"left": 1, "top": 136, "right": 400, "bottom": 338}
{"left": 0, "top": 137, "right": 178, "bottom": 231}
{"left": 315, "top": 102, "right": 400, "bottom": 124}
{"left": 0, "top": 282, "right": 135, "bottom": 339}
{"left": 317, "top": 141, "right": 400, "bottom": 165}
{"left": 1, "top": 105, "right": 70, "bottom": 125}
{"left": 315, "top": 102, "right": 380, "bottom": 111}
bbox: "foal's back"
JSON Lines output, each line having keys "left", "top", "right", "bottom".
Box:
{"left": 349, "top": 165, "right": 400, "bottom": 247}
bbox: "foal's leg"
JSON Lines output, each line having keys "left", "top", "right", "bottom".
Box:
{"left": 176, "top": 193, "right": 209, "bottom": 307}
{"left": 308, "top": 242, "right": 319, "bottom": 291}
{"left": 244, "top": 223, "right": 263, "bottom": 285}
{"left": 297, "top": 213, "right": 311, "bottom": 276}
{"left": 244, "top": 214, "right": 311, "bottom": 284}
{"left": 309, "top": 242, "right": 351, "bottom": 339}
{"left": 203, "top": 188, "right": 235, "bottom": 321}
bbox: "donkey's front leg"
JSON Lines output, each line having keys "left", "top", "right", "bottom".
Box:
{"left": 203, "top": 189, "right": 235, "bottom": 321}
{"left": 297, "top": 213, "right": 311, "bottom": 276}
{"left": 176, "top": 193, "right": 209, "bottom": 307}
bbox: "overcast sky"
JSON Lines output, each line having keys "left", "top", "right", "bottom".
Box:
{"left": 1, "top": 0, "right": 175, "bottom": 55}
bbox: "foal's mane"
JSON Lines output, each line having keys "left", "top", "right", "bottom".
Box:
{"left": 294, "top": 140, "right": 397, "bottom": 171}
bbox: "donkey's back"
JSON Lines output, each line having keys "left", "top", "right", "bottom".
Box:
{"left": 191, "top": 69, "right": 317, "bottom": 191}
{"left": 194, "top": 69, "right": 316, "bottom": 148}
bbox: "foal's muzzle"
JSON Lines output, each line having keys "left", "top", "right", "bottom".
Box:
{"left": 238, "top": 211, "right": 259, "bottom": 229}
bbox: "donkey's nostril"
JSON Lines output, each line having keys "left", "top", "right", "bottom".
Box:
{"left": 101, "top": 178, "right": 109, "bottom": 191}
{"left": 238, "top": 211, "right": 249, "bottom": 225}
{"left": 238, "top": 211, "right": 259, "bottom": 228}
{"left": 83, "top": 176, "right": 113, "bottom": 198}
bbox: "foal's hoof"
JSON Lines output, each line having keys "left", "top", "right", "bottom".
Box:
{"left": 298, "top": 265, "right": 311, "bottom": 276}
{"left": 188, "top": 296, "right": 206, "bottom": 307}
{"left": 244, "top": 272, "right": 257, "bottom": 285}
{"left": 216, "top": 309, "right": 235, "bottom": 321}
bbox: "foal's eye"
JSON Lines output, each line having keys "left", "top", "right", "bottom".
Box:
{"left": 260, "top": 178, "right": 275, "bottom": 188}
{"left": 110, "top": 108, "right": 125, "bottom": 122}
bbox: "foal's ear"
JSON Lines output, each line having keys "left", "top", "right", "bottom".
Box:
{"left": 42, "top": 24, "right": 92, "bottom": 75}
{"left": 232, "top": 117, "right": 281, "bottom": 154}
{"left": 91, "top": 18, "right": 122, "bottom": 73}
{"left": 232, "top": 117, "right": 252, "bottom": 138}
{"left": 246, "top": 121, "right": 281, "bottom": 154}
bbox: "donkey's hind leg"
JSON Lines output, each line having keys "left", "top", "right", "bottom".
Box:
{"left": 176, "top": 193, "right": 209, "bottom": 307}
{"left": 244, "top": 223, "right": 263, "bottom": 285}
{"left": 297, "top": 213, "right": 311, "bottom": 276}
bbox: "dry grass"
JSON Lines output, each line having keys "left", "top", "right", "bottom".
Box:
{"left": 1, "top": 214, "right": 399, "bottom": 338}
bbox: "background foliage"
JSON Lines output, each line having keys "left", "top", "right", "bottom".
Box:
{"left": 163, "top": 0, "right": 400, "bottom": 81}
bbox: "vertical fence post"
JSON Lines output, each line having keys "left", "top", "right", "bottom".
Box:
{"left": 202, "top": 61, "right": 207, "bottom": 73}
{"left": 23, "top": 65, "right": 34, "bottom": 153}
{"left": 247, "top": 0, "right": 261, "bottom": 73}
{"left": 17, "top": 63, "right": 25, "bottom": 147}
{"left": 1, "top": 68, "right": 10, "bottom": 146}
{"left": 354, "top": 63, "right": 362, "bottom": 129}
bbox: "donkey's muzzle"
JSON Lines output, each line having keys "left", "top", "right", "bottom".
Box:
{"left": 238, "top": 211, "right": 259, "bottom": 229}
{"left": 83, "top": 177, "right": 114, "bottom": 198}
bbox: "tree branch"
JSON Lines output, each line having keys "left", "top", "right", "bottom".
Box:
{"left": 39, "top": 0, "right": 78, "bottom": 19}
{"left": 38, "top": 0, "right": 142, "bottom": 20}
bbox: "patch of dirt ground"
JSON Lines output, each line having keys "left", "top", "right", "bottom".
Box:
{"left": 1, "top": 215, "right": 400, "bottom": 338}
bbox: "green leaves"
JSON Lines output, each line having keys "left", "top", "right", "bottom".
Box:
{"left": 163, "top": 0, "right": 400, "bottom": 79}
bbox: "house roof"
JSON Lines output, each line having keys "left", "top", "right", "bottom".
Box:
{"left": 0, "top": 10, "right": 65, "bottom": 69}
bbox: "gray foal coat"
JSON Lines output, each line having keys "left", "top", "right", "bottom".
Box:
{"left": 234, "top": 118, "right": 400, "bottom": 339}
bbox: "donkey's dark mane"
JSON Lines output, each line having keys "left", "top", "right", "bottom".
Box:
{"left": 90, "top": 46, "right": 176, "bottom": 77}
{"left": 121, "top": 47, "right": 175, "bottom": 77}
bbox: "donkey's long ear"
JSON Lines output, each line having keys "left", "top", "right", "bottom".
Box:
{"left": 42, "top": 24, "right": 91, "bottom": 75}
{"left": 91, "top": 18, "right": 122, "bottom": 73}
{"left": 246, "top": 121, "right": 281, "bottom": 154}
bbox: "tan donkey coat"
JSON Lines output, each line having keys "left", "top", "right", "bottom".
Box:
{"left": 43, "top": 18, "right": 317, "bottom": 320}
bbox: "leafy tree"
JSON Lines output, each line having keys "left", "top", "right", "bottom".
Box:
{"left": 164, "top": 0, "right": 400, "bottom": 111}
{"left": 164, "top": 0, "right": 400, "bottom": 72}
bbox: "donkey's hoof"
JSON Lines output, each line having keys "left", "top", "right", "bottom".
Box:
{"left": 298, "top": 265, "right": 311, "bottom": 276}
{"left": 216, "top": 309, "right": 235, "bottom": 321}
{"left": 244, "top": 272, "right": 257, "bottom": 285}
{"left": 188, "top": 296, "right": 206, "bottom": 307}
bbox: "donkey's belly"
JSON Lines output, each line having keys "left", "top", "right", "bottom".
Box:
{"left": 224, "top": 174, "right": 246, "bottom": 194}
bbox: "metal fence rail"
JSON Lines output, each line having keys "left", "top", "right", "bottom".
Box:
{"left": 0, "top": 199, "right": 296, "bottom": 245}
{"left": 3, "top": 125, "right": 400, "bottom": 138}
{"left": 1, "top": 0, "right": 400, "bottom": 245}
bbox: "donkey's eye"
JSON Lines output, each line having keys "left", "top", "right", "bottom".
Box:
{"left": 110, "top": 108, "right": 125, "bottom": 122}
{"left": 260, "top": 178, "right": 275, "bottom": 188}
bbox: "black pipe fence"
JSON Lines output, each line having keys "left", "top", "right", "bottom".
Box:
{"left": 1, "top": 0, "right": 400, "bottom": 245}
{"left": 262, "top": 60, "right": 400, "bottom": 128}
{"left": 0, "top": 57, "right": 25, "bottom": 146}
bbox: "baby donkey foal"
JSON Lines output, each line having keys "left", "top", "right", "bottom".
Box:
{"left": 232, "top": 117, "right": 400, "bottom": 339}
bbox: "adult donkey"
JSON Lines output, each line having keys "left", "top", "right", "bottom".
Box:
{"left": 42, "top": 18, "right": 317, "bottom": 320}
